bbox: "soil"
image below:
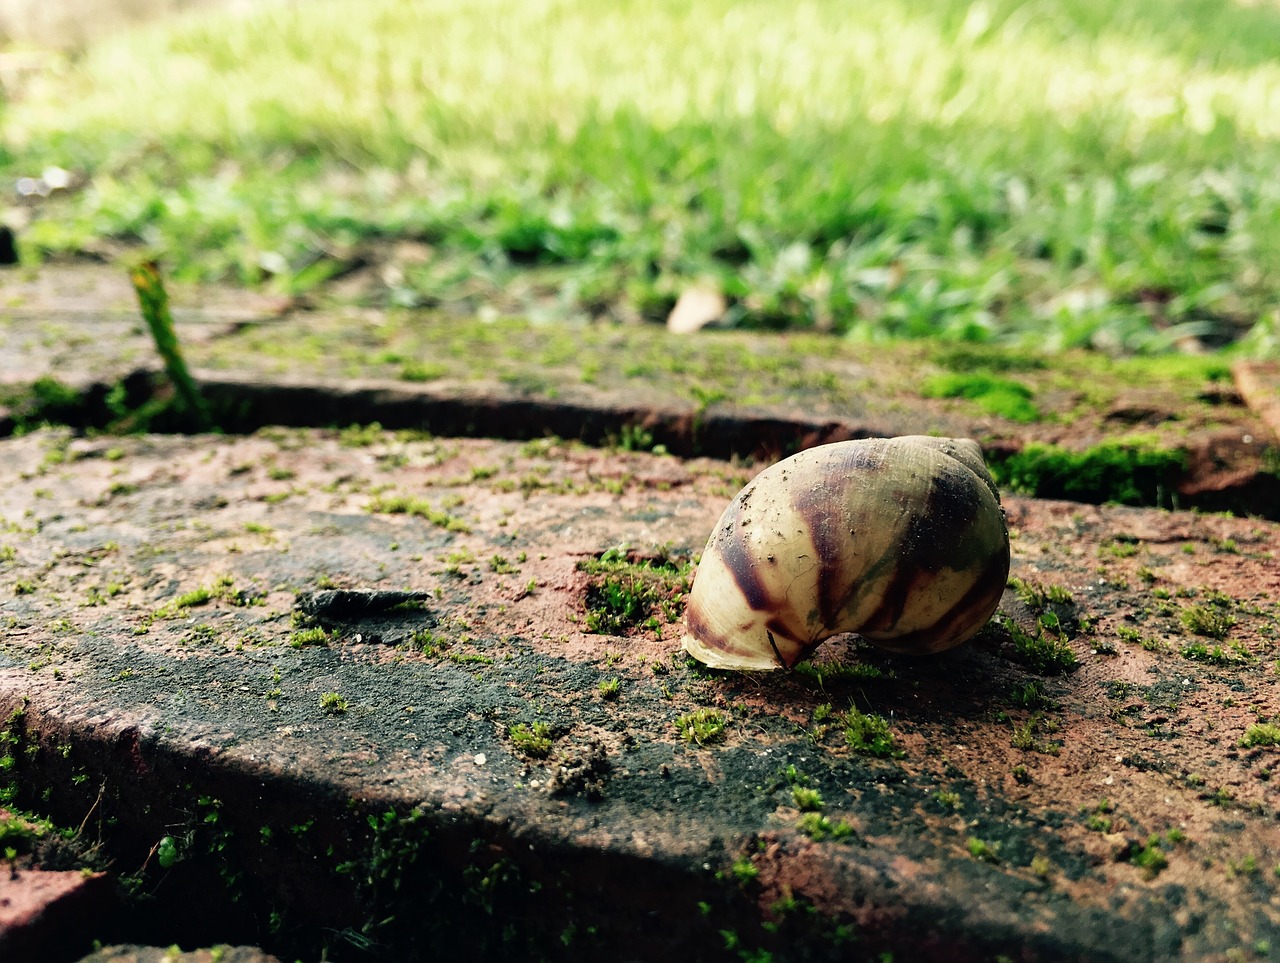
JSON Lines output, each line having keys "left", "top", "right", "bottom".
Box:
{"left": 0, "top": 424, "right": 1277, "bottom": 961}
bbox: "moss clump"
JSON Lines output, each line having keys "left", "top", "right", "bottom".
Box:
{"left": 290, "top": 626, "right": 331, "bottom": 648}
{"left": 990, "top": 440, "right": 1185, "bottom": 507}
{"left": 597, "top": 677, "right": 621, "bottom": 700}
{"left": 1240, "top": 723, "right": 1280, "bottom": 748}
{"left": 508, "top": 721, "right": 553, "bottom": 758}
{"left": 674, "top": 708, "right": 727, "bottom": 746}
{"left": 1180, "top": 603, "right": 1236, "bottom": 640}
{"left": 1009, "top": 680, "right": 1055, "bottom": 710}
{"left": 791, "top": 787, "right": 824, "bottom": 812}
{"left": 967, "top": 837, "right": 1000, "bottom": 863}
{"left": 1011, "top": 713, "right": 1062, "bottom": 756}
{"left": 797, "top": 813, "right": 855, "bottom": 842}
{"left": 922, "top": 372, "right": 1040, "bottom": 423}
{"left": 1008, "top": 577, "right": 1073, "bottom": 609}
{"left": 997, "top": 616, "right": 1078, "bottom": 675}
{"left": 579, "top": 546, "right": 691, "bottom": 635}
{"left": 367, "top": 494, "right": 471, "bottom": 533}
{"left": 792, "top": 659, "right": 887, "bottom": 686}
{"left": 1130, "top": 836, "right": 1169, "bottom": 879}
{"left": 320, "top": 692, "right": 349, "bottom": 715}
{"left": 838, "top": 708, "right": 897, "bottom": 757}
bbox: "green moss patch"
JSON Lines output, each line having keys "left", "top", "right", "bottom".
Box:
{"left": 990, "top": 439, "right": 1186, "bottom": 506}
{"left": 579, "top": 546, "right": 691, "bottom": 636}
{"left": 921, "top": 372, "right": 1041, "bottom": 423}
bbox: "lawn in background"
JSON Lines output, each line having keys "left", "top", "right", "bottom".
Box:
{"left": 4, "top": 0, "right": 1280, "bottom": 354}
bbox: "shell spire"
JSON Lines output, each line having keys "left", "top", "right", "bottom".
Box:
{"left": 681, "top": 436, "right": 1010, "bottom": 671}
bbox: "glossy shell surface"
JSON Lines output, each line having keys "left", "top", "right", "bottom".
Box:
{"left": 681, "top": 436, "right": 1010, "bottom": 670}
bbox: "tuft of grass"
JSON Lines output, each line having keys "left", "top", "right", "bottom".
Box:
{"left": 967, "top": 837, "right": 1000, "bottom": 863}
{"left": 1010, "top": 713, "right": 1062, "bottom": 756}
{"left": 1000, "top": 618, "right": 1078, "bottom": 675}
{"left": 339, "top": 423, "right": 385, "bottom": 448}
{"left": 409, "top": 628, "right": 451, "bottom": 658}
{"left": 9, "top": 0, "right": 1280, "bottom": 350}
{"left": 154, "top": 575, "right": 243, "bottom": 619}
{"left": 1130, "top": 836, "right": 1169, "bottom": 879}
{"left": 129, "top": 261, "right": 209, "bottom": 429}
{"left": 791, "top": 786, "right": 824, "bottom": 812}
{"left": 793, "top": 659, "right": 888, "bottom": 686}
{"left": 1009, "top": 680, "right": 1056, "bottom": 711}
{"left": 1180, "top": 603, "right": 1236, "bottom": 640}
{"left": 1179, "top": 640, "right": 1237, "bottom": 665}
{"left": 400, "top": 362, "right": 447, "bottom": 383}
{"left": 1008, "top": 577, "right": 1074, "bottom": 609}
{"left": 797, "top": 813, "right": 855, "bottom": 842}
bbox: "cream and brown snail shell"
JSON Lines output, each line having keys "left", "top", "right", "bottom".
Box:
{"left": 681, "top": 436, "right": 1010, "bottom": 671}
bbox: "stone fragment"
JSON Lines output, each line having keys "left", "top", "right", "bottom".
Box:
{"left": 1234, "top": 360, "right": 1280, "bottom": 442}
{"left": 666, "top": 286, "right": 726, "bottom": 334}
{"left": 0, "top": 868, "right": 111, "bottom": 961}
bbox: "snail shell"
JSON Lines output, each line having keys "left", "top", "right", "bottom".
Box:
{"left": 681, "top": 436, "right": 1010, "bottom": 671}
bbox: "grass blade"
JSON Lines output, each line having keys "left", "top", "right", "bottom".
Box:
{"left": 129, "top": 260, "right": 210, "bottom": 430}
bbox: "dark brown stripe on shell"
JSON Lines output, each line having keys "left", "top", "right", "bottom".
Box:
{"left": 685, "top": 600, "right": 735, "bottom": 656}
{"left": 716, "top": 506, "right": 775, "bottom": 613}
{"left": 903, "top": 465, "right": 984, "bottom": 573}
{"left": 792, "top": 442, "right": 889, "bottom": 629}
{"left": 878, "top": 539, "right": 1011, "bottom": 651}
{"left": 860, "top": 561, "right": 917, "bottom": 634}
{"left": 861, "top": 462, "right": 1002, "bottom": 636}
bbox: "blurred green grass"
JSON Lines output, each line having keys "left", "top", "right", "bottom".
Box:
{"left": 5, "top": 0, "right": 1280, "bottom": 353}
